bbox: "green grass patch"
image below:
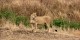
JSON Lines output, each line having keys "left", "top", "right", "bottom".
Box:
{"left": 53, "top": 19, "right": 80, "bottom": 30}
{"left": 0, "top": 9, "right": 30, "bottom": 27}
{"left": 15, "top": 16, "right": 29, "bottom": 26}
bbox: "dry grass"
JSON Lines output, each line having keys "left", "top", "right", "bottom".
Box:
{"left": 0, "top": 0, "right": 80, "bottom": 21}
{"left": 0, "top": 0, "right": 80, "bottom": 36}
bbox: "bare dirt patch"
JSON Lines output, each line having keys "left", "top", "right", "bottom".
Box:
{"left": 0, "top": 27, "right": 80, "bottom": 40}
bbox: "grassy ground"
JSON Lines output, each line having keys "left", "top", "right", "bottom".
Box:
{"left": 0, "top": 25, "right": 80, "bottom": 40}
{"left": 0, "top": 9, "right": 29, "bottom": 27}
{"left": 0, "top": 0, "right": 80, "bottom": 40}
{"left": 0, "top": 9, "right": 80, "bottom": 30}
{"left": 0, "top": 0, "right": 80, "bottom": 37}
{"left": 53, "top": 18, "right": 80, "bottom": 30}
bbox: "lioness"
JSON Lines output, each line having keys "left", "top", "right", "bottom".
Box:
{"left": 30, "top": 13, "right": 52, "bottom": 32}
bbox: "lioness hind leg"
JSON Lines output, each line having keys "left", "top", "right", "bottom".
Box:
{"left": 46, "top": 23, "right": 51, "bottom": 32}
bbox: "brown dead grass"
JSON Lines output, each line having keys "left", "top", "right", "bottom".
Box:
{"left": 0, "top": 0, "right": 80, "bottom": 38}
{"left": 0, "top": 0, "right": 80, "bottom": 21}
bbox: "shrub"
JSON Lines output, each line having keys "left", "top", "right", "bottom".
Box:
{"left": 15, "top": 16, "right": 29, "bottom": 26}
{"left": 0, "top": 9, "right": 29, "bottom": 27}
{"left": 53, "top": 19, "right": 80, "bottom": 30}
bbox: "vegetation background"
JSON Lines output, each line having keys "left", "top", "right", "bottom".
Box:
{"left": 0, "top": 0, "right": 80, "bottom": 40}
{"left": 0, "top": 0, "right": 80, "bottom": 31}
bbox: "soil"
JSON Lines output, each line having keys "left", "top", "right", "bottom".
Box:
{"left": 0, "top": 27, "right": 80, "bottom": 40}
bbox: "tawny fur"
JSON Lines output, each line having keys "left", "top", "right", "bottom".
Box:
{"left": 30, "top": 13, "right": 52, "bottom": 32}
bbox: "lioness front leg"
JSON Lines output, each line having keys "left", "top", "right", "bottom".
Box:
{"left": 31, "top": 23, "right": 35, "bottom": 32}
{"left": 32, "top": 23, "right": 37, "bottom": 32}
{"left": 34, "top": 23, "right": 38, "bottom": 32}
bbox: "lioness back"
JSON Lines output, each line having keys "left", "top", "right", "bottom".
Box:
{"left": 35, "top": 16, "right": 51, "bottom": 24}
